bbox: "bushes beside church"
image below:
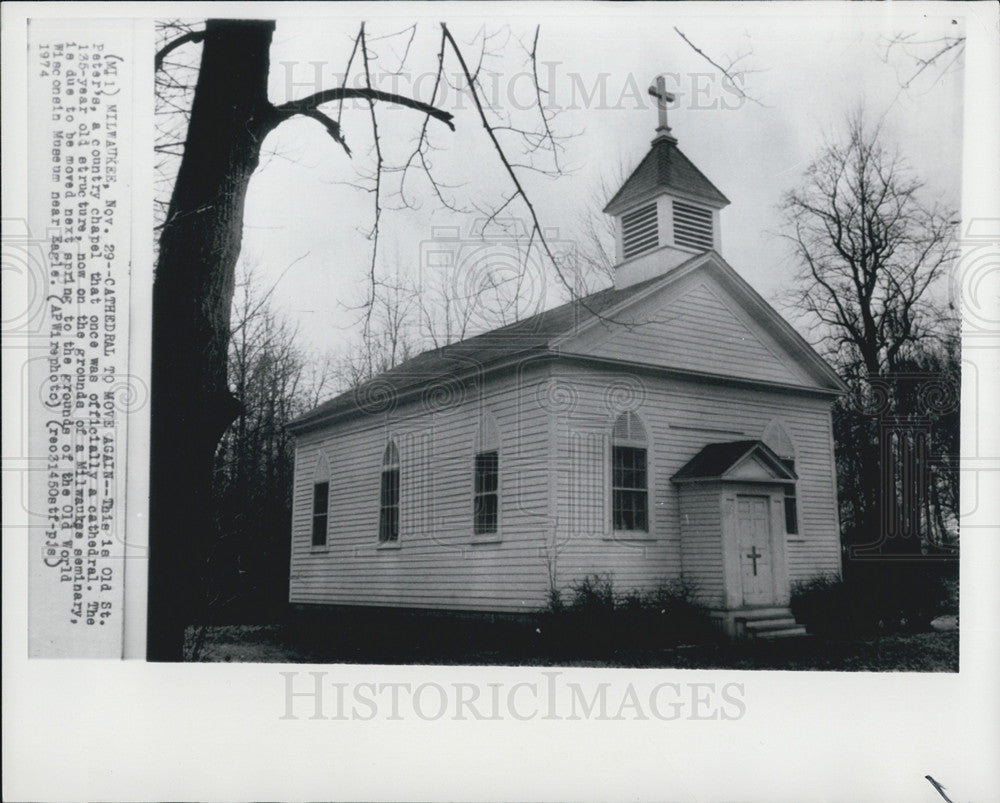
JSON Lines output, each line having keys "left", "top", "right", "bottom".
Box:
{"left": 541, "top": 575, "right": 719, "bottom": 654}
{"left": 791, "top": 562, "right": 958, "bottom": 639}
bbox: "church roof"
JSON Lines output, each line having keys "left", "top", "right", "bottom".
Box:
{"left": 603, "top": 137, "right": 730, "bottom": 216}
{"left": 287, "top": 267, "right": 676, "bottom": 432}
{"left": 671, "top": 440, "right": 798, "bottom": 483}
{"left": 288, "top": 250, "right": 846, "bottom": 434}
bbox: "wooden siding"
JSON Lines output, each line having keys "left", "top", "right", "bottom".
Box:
{"left": 548, "top": 363, "right": 841, "bottom": 601}
{"left": 289, "top": 366, "right": 554, "bottom": 613}
{"left": 289, "top": 265, "right": 842, "bottom": 613}
{"left": 561, "top": 269, "right": 815, "bottom": 388}
{"left": 677, "top": 484, "right": 725, "bottom": 607}
{"left": 291, "top": 360, "right": 841, "bottom": 613}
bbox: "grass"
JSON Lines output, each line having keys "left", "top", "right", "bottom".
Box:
{"left": 183, "top": 571, "right": 959, "bottom": 669}
{"left": 184, "top": 622, "right": 958, "bottom": 671}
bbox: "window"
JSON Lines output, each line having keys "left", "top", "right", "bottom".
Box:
{"left": 763, "top": 421, "right": 798, "bottom": 535}
{"left": 312, "top": 482, "right": 329, "bottom": 546}
{"left": 782, "top": 458, "right": 799, "bottom": 535}
{"left": 611, "top": 411, "right": 649, "bottom": 532}
{"left": 672, "top": 200, "right": 713, "bottom": 251}
{"left": 784, "top": 485, "right": 799, "bottom": 535}
{"left": 474, "top": 413, "right": 500, "bottom": 537}
{"left": 621, "top": 202, "right": 659, "bottom": 259}
{"left": 378, "top": 442, "right": 400, "bottom": 543}
{"left": 474, "top": 451, "right": 499, "bottom": 534}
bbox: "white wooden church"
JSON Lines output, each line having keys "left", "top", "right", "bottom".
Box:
{"left": 287, "top": 90, "right": 846, "bottom": 638}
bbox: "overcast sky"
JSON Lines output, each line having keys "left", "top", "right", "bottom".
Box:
{"left": 227, "top": 5, "right": 964, "bottom": 357}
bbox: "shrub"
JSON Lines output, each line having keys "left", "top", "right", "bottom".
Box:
{"left": 545, "top": 587, "right": 564, "bottom": 614}
{"left": 791, "top": 562, "right": 958, "bottom": 639}
{"left": 569, "top": 573, "right": 616, "bottom": 612}
{"left": 790, "top": 575, "right": 861, "bottom": 639}
{"left": 542, "top": 575, "right": 717, "bottom": 655}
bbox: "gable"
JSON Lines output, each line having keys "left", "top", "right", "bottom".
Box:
{"left": 672, "top": 440, "right": 798, "bottom": 483}
{"left": 558, "top": 260, "right": 823, "bottom": 389}
{"left": 726, "top": 453, "right": 782, "bottom": 481}
{"left": 290, "top": 253, "right": 843, "bottom": 435}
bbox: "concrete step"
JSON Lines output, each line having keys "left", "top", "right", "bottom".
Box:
{"left": 745, "top": 617, "right": 799, "bottom": 632}
{"left": 732, "top": 608, "right": 810, "bottom": 640}
{"left": 756, "top": 626, "right": 809, "bottom": 639}
{"left": 737, "top": 607, "right": 796, "bottom": 621}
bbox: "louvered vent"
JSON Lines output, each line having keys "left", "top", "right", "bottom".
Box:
{"left": 621, "top": 202, "right": 659, "bottom": 259}
{"left": 672, "top": 200, "right": 714, "bottom": 250}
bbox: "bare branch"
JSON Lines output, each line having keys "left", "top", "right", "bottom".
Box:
{"left": 674, "top": 27, "right": 766, "bottom": 107}
{"left": 881, "top": 33, "right": 965, "bottom": 91}
{"left": 441, "top": 23, "right": 597, "bottom": 318}
{"left": 359, "top": 22, "right": 384, "bottom": 360}
{"left": 335, "top": 29, "right": 362, "bottom": 126}
{"left": 155, "top": 30, "right": 205, "bottom": 72}
{"left": 229, "top": 252, "right": 311, "bottom": 338}
{"left": 297, "top": 109, "right": 352, "bottom": 156}
{"left": 275, "top": 87, "right": 455, "bottom": 131}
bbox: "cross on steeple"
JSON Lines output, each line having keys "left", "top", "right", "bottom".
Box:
{"left": 648, "top": 75, "right": 677, "bottom": 143}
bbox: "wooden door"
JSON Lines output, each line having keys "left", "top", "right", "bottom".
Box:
{"left": 737, "top": 495, "right": 774, "bottom": 606}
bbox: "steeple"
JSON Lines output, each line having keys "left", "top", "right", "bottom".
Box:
{"left": 604, "top": 75, "right": 731, "bottom": 288}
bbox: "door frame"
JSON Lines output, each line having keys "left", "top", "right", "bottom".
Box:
{"left": 735, "top": 493, "right": 776, "bottom": 606}
{"left": 721, "top": 482, "right": 791, "bottom": 609}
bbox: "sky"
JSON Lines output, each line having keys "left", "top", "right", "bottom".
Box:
{"left": 219, "top": 4, "right": 965, "bottom": 358}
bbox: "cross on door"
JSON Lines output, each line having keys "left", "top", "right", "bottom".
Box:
{"left": 746, "top": 545, "right": 762, "bottom": 576}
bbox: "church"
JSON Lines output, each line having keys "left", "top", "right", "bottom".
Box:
{"left": 287, "top": 86, "right": 846, "bottom": 638}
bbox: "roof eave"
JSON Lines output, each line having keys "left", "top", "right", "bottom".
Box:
{"left": 603, "top": 185, "right": 730, "bottom": 217}
{"left": 287, "top": 346, "right": 555, "bottom": 435}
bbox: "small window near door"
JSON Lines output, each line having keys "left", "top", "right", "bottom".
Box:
{"left": 784, "top": 485, "right": 799, "bottom": 535}
{"left": 312, "top": 481, "right": 329, "bottom": 546}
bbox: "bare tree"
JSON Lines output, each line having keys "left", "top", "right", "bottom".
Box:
{"left": 778, "top": 109, "right": 956, "bottom": 376}
{"left": 190, "top": 261, "right": 335, "bottom": 659}
{"left": 335, "top": 260, "right": 420, "bottom": 388}
{"left": 149, "top": 18, "right": 575, "bottom": 659}
{"left": 151, "top": 16, "right": 773, "bottom": 659}
{"left": 777, "top": 109, "right": 959, "bottom": 554}
{"left": 334, "top": 230, "right": 547, "bottom": 391}
{"left": 564, "top": 160, "right": 633, "bottom": 298}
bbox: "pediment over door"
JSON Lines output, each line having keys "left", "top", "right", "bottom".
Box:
{"left": 672, "top": 440, "right": 797, "bottom": 485}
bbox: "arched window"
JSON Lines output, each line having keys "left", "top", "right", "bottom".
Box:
{"left": 763, "top": 420, "right": 795, "bottom": 469}
{"left": 763, "top": 420, "right": 798, "bottom": 535}
{"left": 311, "top": 452, "right": 330, "bottom": 547}
{"left": 379, "top": 441, "right": 400, "bottom": 543}
{"left": 474, "top": 413, "right": 500, "bottom": 535}
{"left": 612, "top": 411, "right": 648, "bottom": 532}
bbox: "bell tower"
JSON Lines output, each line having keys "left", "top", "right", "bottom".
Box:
{"left": 604, "top": 75, "right": 730, "bottom": 288}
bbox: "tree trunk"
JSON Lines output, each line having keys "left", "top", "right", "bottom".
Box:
{"left": 148, "top": 20, "right": 277, "bottom": 661}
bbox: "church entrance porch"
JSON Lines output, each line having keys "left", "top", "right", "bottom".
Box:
{"left": 672, "top": 440, "right": 806, "bottom": 639}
